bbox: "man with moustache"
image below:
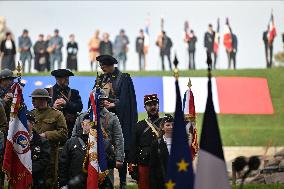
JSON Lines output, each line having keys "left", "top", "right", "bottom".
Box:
{"left": 128, "top": 94, "right": 163, "bottom": 189}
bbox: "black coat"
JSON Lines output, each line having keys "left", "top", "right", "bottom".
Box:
{"left": 136, "top": 36, "right": 144, "bottom": 54}
{"left": 188, "top": 36, "right": 197, "bottom": 51}
{"left": 96, "top": 68, "right": 138, "bottom": 151}
{"left": 150, "top": 138, "right": 169, "bottom": 189}
{"left": 59, "top": 133, "right": 115, "bottom": 189}
{"left": 0, "top": 39, "right": 16, "bottom": 56}
{"left": 204, "top": 31, "right": 215, "bottom": 53}
{"left": 31, "top": 130, "right": 51, "bottom": 189}
{"left": 128, "top": 117, "right": 162, "bottom": 165}
{"left": 99, "top": 41, "right": 113, "bottom": 56}
{"left": 160, "top": 36, "right": 172, "bottom": 56}
{"left": 48, "top": 84, "right": 83, "bottom": 137}
{"left": 58, "top": 135, "right": 88, "bottom": 189}
{"left": 66, "top": 42, "right": 78, "bottom": 71}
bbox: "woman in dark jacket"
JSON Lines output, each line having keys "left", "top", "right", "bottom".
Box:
{"left": 33, "top": 34, "right": 47, "bottom": 72}
{"left": 149, "top": 114, "right": 174, "bottom": 189}
{"left": 0, "top": 32, "right": 16, "bottom": 70}
{"left": 66, "top": 34, "right": 78, "bottom": 71}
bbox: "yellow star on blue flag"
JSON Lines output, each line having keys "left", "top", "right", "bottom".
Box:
{"left": 166, "top": 75, "right": 194, "bottom": 189}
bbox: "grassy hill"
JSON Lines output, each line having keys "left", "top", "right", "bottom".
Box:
{"left": 23, "top": 68, "right": 284, "bottom": 146}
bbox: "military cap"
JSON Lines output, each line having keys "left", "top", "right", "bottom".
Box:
{"left": 144, "top": 94, "right": 159, "bottom": 105}
{"left": 29, "top": 88, "right": 51, "bottom": 98}
{"left": 51, "top": 69, "right": 74, "bottom": 77}
{"left": 96, "top": 55, "right": 118, "bottom": 66}
{"left": 0, "top": 69, "right": 17, "bottom": 80}
{"left": 163, "top": 114, "right": 174, "bottom": 123}
{"left": 26, "top": 111, "right": 35, "bottom": 122}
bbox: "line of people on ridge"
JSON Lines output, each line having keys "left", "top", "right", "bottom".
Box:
{"left": 1, "top": 27, "right": 281, "bottom": 73}
{"left": 0, "top": 54, "right": 198, "bottom": 189}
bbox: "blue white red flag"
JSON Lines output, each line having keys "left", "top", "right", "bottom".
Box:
{"left": 87, "top": 88, "right": 108, "bottom": 189}
{"left": 3, "top": 82, "right": 32, "bottom": 189}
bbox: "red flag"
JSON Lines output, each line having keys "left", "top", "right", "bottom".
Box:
{"left": 268, "top": 13, "right": 276, "bottom": 45}
{"left": 2, "top": 82, "right": 32, "bottom": 189}
{"left": 223, "top": 18, "right": 233, "bottom": 52}
{"left": 213, "top": 18, "right": 220, "bottom": 54}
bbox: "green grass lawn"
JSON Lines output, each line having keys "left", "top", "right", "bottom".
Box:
{"left": 23, "top": 68, "right": 284, "bottom": 146}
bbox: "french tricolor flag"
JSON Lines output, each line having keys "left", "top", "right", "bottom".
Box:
{"left": 87, "top": 88, "right": 108, "bottom": 189}
{"left": 194, "top": 76, "right": 230, "bottom": 189}
{"left": 223, "top": 17, "right": 233, "bottom": 53}
{"left": 267, "top": 13, "right": 276, "bottom": 45}
{"left": 3, "top": 82, "right": 32, "bottom": 189}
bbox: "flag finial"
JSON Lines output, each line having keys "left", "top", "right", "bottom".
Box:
{"left": 16, "top": 60, "right": 22, "bottom": 78}
{"left": 173, "top": 54, "right": 179, "bottom": 80}
{"left": 187, "top": 78, "right": 192, "bottom": 88}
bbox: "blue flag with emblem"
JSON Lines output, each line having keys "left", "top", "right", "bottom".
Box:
{"left": 165, "top": 79, "right": 194, "bottom": 189}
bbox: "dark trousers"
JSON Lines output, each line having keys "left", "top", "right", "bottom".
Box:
{"left": 138, "top": 52, "right": 145, "bottom": 71}
{"left": 206, "top": 51, "right": 217, "bottom": 69}
{"left": 118, "top": 151, "right": 128, "bottom": 189}
{"left": 188, "top": 50, "right": 196, "bottom": 70}
{"left": 265, "top": 45, "right": 273, "bottom": 68}
{"left": 226, "top": 51, "right": 236, "bottom": 70}
{"left": 161, "top": 53, "right": 172, "bottom": 71}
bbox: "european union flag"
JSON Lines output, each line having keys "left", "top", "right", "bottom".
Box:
{"left": 166, "top": 80, "right": 194, "bottom": 189}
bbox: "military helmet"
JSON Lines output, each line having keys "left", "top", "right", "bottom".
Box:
{"left": 0, "top": 69, "right": 17, "bottom": 80}
{"left": 29, "top": 88, "right": 51, "bottom": 98}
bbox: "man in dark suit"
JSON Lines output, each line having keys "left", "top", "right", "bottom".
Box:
{"left": 136, "top": 29, "right": 145, "bottom": 71}
{"left": 204, "top": 24, "right": 216, "bottom": 69}
{"left": 263, "top": 26, "right": 274, "bottom": 68}
{"left": 156, "top": 31, "right": 173, "bottom": 71}
{"left": 94, "top": 55, "right": 138, "bottom": 189}
{"left": 186, "top": 30, "right": 197, "bottom": 70}
{"left": 47, "top": 69, "right": 83, "bottom": 138}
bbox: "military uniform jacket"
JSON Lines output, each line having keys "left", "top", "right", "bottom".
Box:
{"left": 100, "top": 108, "right": 124, "bottom": 161}
{"left": 31, "top": 130, "right": 51, "bottom": 189}
{"left": 204, "top": 31, "right": 215, "bottom": 53}
{"left": 32, "top": 107, "right": 68, "bottom": 145}
{"left": 128, "top": 117, "right": 162, "bottom": 165}
{"left": 0, "top": 101, "right": 8, "bottom": 136}
{"left": 59, "top": 135, "right": 88, "bottom": 189}
{"left": 71, "top": 109, "right": 124, "bottom": 162}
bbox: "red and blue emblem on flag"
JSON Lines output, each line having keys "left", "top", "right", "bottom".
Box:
{"left": 3, "top": 82, "right": 32, "bottom": 189}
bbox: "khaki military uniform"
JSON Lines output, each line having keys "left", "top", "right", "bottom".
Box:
{"left": 32, "top": 107, "right": 68, "bottom": 189}
{"left": 0, "top": 101, "right": 8, "bottom": 135}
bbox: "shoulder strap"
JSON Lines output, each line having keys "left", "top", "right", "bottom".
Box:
{"left": 144, "top": 119, "right": 159, "bottom": 138}
{"left": 77, "top": 137, "right": 87, "bottom": 150}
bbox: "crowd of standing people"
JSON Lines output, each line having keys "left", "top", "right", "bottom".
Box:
{"left": 0, "top": 20, "right": 281, "bottom": 73}
{"left": 0, "top": 53, "right": 200, "bottom": 189}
